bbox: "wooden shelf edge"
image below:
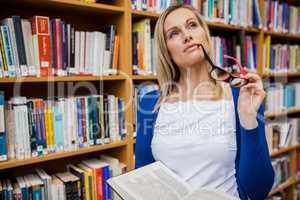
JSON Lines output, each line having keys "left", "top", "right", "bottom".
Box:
{"left": 132, "top": 75, "right": 157, "bottom": 80}
{"left": 131, "top": 10, "right": 160, "bottom": 18}
{"left": 16, "top": 0, "right": 125, "bottom": 13}
{"left": 206, "top": 21, "right": 261, "bottom": 32}
{"left": 130, "top": 10, "right": 261, "bottom": 33}
{"left": 265, "top": 108, "right": 300, "bottom": 118}
{"left": 0, "top": 140, "right": 128, "bottom": 170}
{"left": 262, "top": 71, "right": 300, "bottom": 78}
{"left": 0, "top": 75, "right": 126, "bottom": 83}
{"left": 264, "top": 31, "right": 300, "bottom": 40}
{"left": 270, "top": 145, "right": 298, "bottom": 157}
{"left": 268, "top": 177, "right": 296, "bottom": 196}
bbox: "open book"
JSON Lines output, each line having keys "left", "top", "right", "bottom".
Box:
{"left": 107, "top": 161, "right": 239, "bottom": 200}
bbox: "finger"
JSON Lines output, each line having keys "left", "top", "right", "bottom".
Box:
{"left": 241, "top": 73, "right": 261, "bottom": 81}
{"left": 241, "top": 83, "right": 264, "bottom": 93}
{"left": 241, "top": 83, "right": 266, "bottom": 98}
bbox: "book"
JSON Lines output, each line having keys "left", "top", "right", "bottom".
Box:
{"left": 107, "top": 161, "right": 239, "bottom": 200}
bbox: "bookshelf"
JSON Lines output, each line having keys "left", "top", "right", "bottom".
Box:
{"left": 0, "top": 0, "right": 299, "bottom": 199}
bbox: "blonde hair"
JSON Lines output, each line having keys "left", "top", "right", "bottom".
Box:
{"left": 153, "top": 5, "right": 223, "bottom": 112}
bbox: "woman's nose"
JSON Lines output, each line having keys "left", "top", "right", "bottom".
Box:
{"left": 182, "top": 30, "right": 192, "bottom": 43}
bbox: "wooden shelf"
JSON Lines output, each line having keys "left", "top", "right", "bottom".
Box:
{"left": 268, "top": 177, "right": 296, "bottom": 196}
{"left": 265, "top": 108, "right": 300, "bottom": 118}
{"left": 9, "top": 0, "right": 125, "bottom": 14}
{"left": 264, "top": 31, "right": 300, "bottom": 40}
{"left": 131, "top": 10, "right": 160, "bottom": 19}
{"left": 271, "top": 145, "right": 298, "bottom": 158}
{"left": 0, "top": 140, "right": 128, "bottom": 170}
{"left": 262, "top": 71, "right": 300, "bottom": 78}
{"left": 0, "top": 75, "right": 126, "bottom": 83}
{"left": 206, "top": 21, "right": 260, "bottom": 33}
{"left": 132, "top": 75, "right": 158, "bottom": 81}
{"left": 130, "top": 10, "right": 260, "bottom": 33}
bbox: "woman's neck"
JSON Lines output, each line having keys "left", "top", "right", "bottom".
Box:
{"left": 177, "top": 62, "right": 216, "bottom": 101}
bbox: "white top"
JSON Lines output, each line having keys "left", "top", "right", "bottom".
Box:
{"left": 151, "top": 98, "right": 239, "bottom": 198}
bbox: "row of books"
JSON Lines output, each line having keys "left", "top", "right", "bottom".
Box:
{"left": 0, "top": 16, "right": 119, "bottom": 78}
{"left": 265, "top": 119, "right": 300, "bottom": 154}
{"left": 211, "top": 33, "right": 257, "bottom": 72}
{"left": 264, "top": 0, "right": 300, "bottom": 34}
{"left": 202, "top": 0, "right": 262, "bottom": 28}
{"left": 132, "top": 18, "right": 156, "bottom": 75}
{"left": 264, "top": 82, "right": 300, "bottom": 115}
{"left": 133, "top": 82, "right": 159, "bottom": 136}
{"left": 0, "top": 93, "right": 126, "bottom": 162}
{"left": 0, "top": 155, "right": 127, "bottom": 200}
{"left": 272, "top": 155, "right": 290, "bottom": 190}
{"left": 131, "top": 0, "right": 200, "bottom": 13}
{"left": 263, "top": 36, "right": 300, "bottom": 74}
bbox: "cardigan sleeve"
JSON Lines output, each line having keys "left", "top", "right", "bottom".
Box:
{"left": 134, "top": 91, "right": 158, "bottom": 169}
{"left": 238, "top": 104, "right": 275, "bottom": 200}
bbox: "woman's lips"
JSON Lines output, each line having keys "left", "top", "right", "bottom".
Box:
{"left": 184, "top": 44, "right": 200, "bottom": 53}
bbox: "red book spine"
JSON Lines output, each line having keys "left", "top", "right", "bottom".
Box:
{"left": 54, "top": 19, "right": 63, "bottom": 73}
{"left": 31, "top": 16, "right": 51, "bottom": 76}
{"left": 95, "top": 168, "right": 103, "bottom": 200}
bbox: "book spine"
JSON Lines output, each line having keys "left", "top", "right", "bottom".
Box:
{"left": 12, "top": 16, "right": 28, "bottom": 76}
{"left": 80, "top": 97, "right": 88, "bottom": 146}
{"left": 95, "top": 168, "right": 103, "bottom": 200}
{"left": 102, "top": 166, "right": 110, "bottom": 200}
{"left": 76, "top": 98, "right": 84, "bottom": 148}
{"left": 31, "top": 16, "right": 51, "bottom": 76}
{"left": 0, "top": 91, "right": 7, "bottom": 161}
{"left": 27, "top": 101, "right": 38, "bottom": 157}
{"left": 0, "top": 28, "right": 8, "bottom": 76}
{"left": 1, "top": 25, "right": 16, "bottom": 77}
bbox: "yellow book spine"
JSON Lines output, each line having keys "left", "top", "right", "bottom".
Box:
{"left": 0, "top": 32, "right": 8, "bottom": 71}
{"left": 91, "top": 170, "right": 96, "bottom": 200}
{"left": 48, "top": 107, "right": 54, "bottom": 147}
{"left": 44, "top": 108, "right": 50, "bottom": 148}
{"left": 84, "top": 172, "right": 92, "bottom": 200}
{"left": 265, "top": 35, "right": 271, "bottom": 72}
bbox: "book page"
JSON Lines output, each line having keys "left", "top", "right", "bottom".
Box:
{"left": 184, "top": 188, "right": 240, "bottom": 200}
{"left": 107, "top": 161, "right": 191, "bottom": 200}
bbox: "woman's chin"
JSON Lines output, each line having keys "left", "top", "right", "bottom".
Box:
{"left": 183, "top": 55, "right": 204, "bottom": 67}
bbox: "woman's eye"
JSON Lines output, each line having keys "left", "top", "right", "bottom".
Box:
{"left": 189, "top": 22, "right": 198, "bottom": 28}
{"left": 169, "top": 31, "right": 178, "bottom": 38}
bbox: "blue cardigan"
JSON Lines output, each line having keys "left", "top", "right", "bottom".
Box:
{"left": 135, "top": 87, "right": 275, "bottom": 200}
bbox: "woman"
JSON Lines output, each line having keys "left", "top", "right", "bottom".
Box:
{"left": 135, "top": 5, "right": 274, "bottom": 200}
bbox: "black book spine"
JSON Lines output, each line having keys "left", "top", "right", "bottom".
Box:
{"left": 12, "top": 16, "right": 27, "bottom": 66}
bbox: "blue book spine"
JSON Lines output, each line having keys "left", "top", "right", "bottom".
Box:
{"left": 284, "top": 85, "right": 295, "bottom": 108}
{"left": 33, "top": 187, "right": 42, "bottom": 200}
{"left": 53, "top": 106, "right": 64, "bottom": 149}
{"left": 0, "top": 91, "right": 6, "bottom": 161}
{"left": 0, "top": 25, "right": 15, "bottom": 76}
{"left": 270, "top": 47, "right": 275, "bottom": 71}
{"left": 76, "top": 98, "right": 83, "bottom": 147}
{"left": 252, "top": 43, "right": 257, "bottom": 68}
{"left": 102, "top": 166, "right": 111, "bottom": 200}
{"left": 40, "top": 108, "right": 47, "bottom": 149}
{"left": 21, "top": 187, "right": 28, "bottom": 200}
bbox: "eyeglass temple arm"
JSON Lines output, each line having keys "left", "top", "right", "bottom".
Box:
{"left": 199, "top": 44, "right": 217, "bottom": 69}
{"left": 223, "top": 54, "right": 247, "bottom": 75}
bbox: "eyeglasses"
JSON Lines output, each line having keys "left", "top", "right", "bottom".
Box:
{"left": 199, "top": 44, "right": 248, "bottom": 87}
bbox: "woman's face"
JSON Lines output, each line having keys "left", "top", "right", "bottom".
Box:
{"left": 164, "top": 8, "right": 208, "bottom": 69}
